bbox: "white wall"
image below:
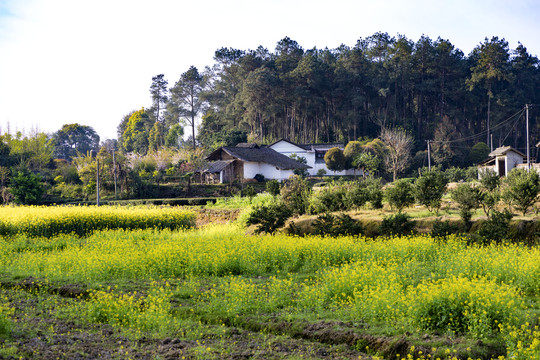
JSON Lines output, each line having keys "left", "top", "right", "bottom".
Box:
{"left": 243, "top": 161, "right": 293, "bottom": 181}
{"left": 269, "top": 140, "right": 362, "bottom": 177}
{"left": 506, "top": 152, "right": 524, "bottom": 174}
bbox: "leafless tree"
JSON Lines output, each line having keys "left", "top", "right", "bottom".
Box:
{"left": 380, "top": 127, "right": 413, "bottom": 181}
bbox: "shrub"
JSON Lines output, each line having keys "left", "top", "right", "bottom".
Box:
{"left": 253, "top": 174, "right": 265, "bottom": 182}
{"left": 266, "top": 179, "right": 281, "bottom": 197}
{"left": 502, "top": 168, "right": 540, "bottom": 215}
{"left": 342, "top": 181, "right": 370, "bottom": 210}
{"left": 379, "top": 213, "right": 415, "bottom": 236}
{"left": 316, "top": 168, "right": 327, "bottom": 176}
{"left": 246, "top": 203, "right": 292, "bottom": 234}
{"left": 414, "top": 170, "right": 448, "bottom": 215}
{"left": 364, "top": 177, "right": 384, "bottom": 209}
{"left": 310, "top": 182, "right": 347, "bottom": 214}
{"left": 431, "top": 220, "right": 459, "bottom": 238}
{"left": 479, "top": 168, "right": 500, "bottom": 191}
{"left": 450, "top": 183, "right": 481, "bottom": 225}
{"left": 9, "top": 170, "right": 44, "bottom": 205}
{"left": 464, "top": 166, "right": 479, "bottom": 181}
{"left": 280, "top": 175, "right": 311, "bottom": 215}
{"left": 242, "top": 185, "right": 257, "bottom": 203}
{"left": 312, "top": 213, "right": 362, "bottom": 236}
{"left": 479, "top": 190, "right": 500, "bottom": 217}
{"left": 385, "top": 179, "right": 414, "bottom": 212}
{"left": 445, "top": 166, "right": 466, "bottom": 182}
{"left": 477, "top": 209, "right": 513, "bottom": 243}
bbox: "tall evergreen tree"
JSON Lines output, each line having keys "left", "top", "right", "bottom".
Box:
{"left": 169, "top": 66, "right": 204, "bottom": 149}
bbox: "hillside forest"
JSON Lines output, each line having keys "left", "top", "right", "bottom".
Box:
{"left": 1, "top": 33, "right": 540, "bottom": 203}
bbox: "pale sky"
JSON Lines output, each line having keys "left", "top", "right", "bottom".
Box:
{"left": 1, "top": 0, "right": 539, "bottom": 141}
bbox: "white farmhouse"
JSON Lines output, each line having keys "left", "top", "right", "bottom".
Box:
{"left": 268, "top": 139, "right": 357, "bottom": 176}
{"left": 199, "top": 143, "right": 311, "bottom": 183}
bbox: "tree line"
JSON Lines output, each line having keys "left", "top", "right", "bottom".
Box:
{"left": 117, "top": 33, "right": 540, "bottom": 169}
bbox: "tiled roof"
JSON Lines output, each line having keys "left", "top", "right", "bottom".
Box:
{"left": 489, "top": 146, "right": 526, "bottom": 157}
{"left": 207, "top": 146, "right": 310, "bottom": 170}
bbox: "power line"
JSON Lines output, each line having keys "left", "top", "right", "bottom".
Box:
{"left": 430, "top": 108, "right": 526, "bottom": 144}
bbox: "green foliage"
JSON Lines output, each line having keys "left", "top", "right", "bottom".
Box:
{"left": 148, "top": 121, "right": 163, "bottom": 152}
{"left": 450, "top": 183, "right": 481, "bottom": 224}
{"left": 9, "top": 170, "right": 44, "bottom": 205}
{"left": 52, "top": 123, "right": 100, "bottom": 161}
{"left": 477, "top": 209, "right": 513, "bottom": 243}
{"left": 364, "top": 176, "right": 384, "bottom": 209}
{"left": 479, "top": 190, "right": 500, "bottom": 217}
{"left": 313, "top": 213, "right": 363, "bottom": 236}
{"left": 310, "top": 182, "right": 347, "bottom": 214}
{"left": 242, "top": 185, "right": 256, "bottom": 203}
{"left": 431, "top": 220, "right": 459, "bottom": 238}
{"left": 1, "top": 132, "right": 53, "bottom": 172}
{"left": 324, "top": 147, "right": 346, "bottom": 173}
{"left": 479, "top": 168, "right": 500, "bottom": 191}
{"left": 343, "top": 141, "right": 363, "bottom": 168}
{"left": 478, "top": 168, "right": 501, "bottom": 217}
{"left": 246, "top": 203, "right": 292, "bottom": 234}
{"left": 0, "top": 304, "right": 13, "bottom": 339}
{"left": 353, "top": 151, "right": 381, "bottom": 177}
{"left": 342, "top": 181, "right": 370, "bottom": 210}
{"left": 464, "top": 166, "right": 479, "bottom": 181}
{"left": 289, "top": 154, "right": 309, "bottom": 177}
{"left": 469, "top": 142, "right": 490, "bottom": 165}
{"left": 316, "top": 168, "right": 327, "bottom": 176}
{"left": 414, "top": 170, "right": 448, "bottom": 214}
{"left": 120, "top": 108, "right": 153, "bottom": 154}
{"left": 385, "top": 179, "right": 415, "bottom": 212}
{"left": 280, "top": 175, "right": 311, "bottom": 215}
{"left": 444, "top": 166, "right": 466, "bottom": 182}
{"left": 164, "top": 124, "right": 184, "bottom": 148}
{"left": 265, "top": 179, "right": 281, "bottom": 197}
{"left": 502, "top": 168, "right": 540, "bottom": 215}
{"left": 379, "top": 212, "right": 415, "bottom": 236}
{"left": 169, "top": 66, "right": 204, "bottom": 149}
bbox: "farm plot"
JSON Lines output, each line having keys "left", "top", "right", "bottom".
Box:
{"left": 0, "top": 207, "right": 538, "bottom": 359}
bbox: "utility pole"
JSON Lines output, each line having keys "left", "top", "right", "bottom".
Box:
{"left": 96, "top": 155, "right": 100, "bottom": 207}
{"left": 526, "top": 104, "right": 530, "bottom": 171}
{"left": 112, "top": 150, "right": 118, "bottom": 199}
{"left": 490, "top": 134, "right": 493, "bottom": 152}
{"left": 426, "top": 140, "right": 431, "bottom": 171}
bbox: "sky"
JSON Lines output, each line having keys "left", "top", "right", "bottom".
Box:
{"left": 0, "top": 0, "right": 539, "bottom": 141}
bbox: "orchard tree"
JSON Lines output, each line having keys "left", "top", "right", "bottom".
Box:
{"left": 502, "top": 168, "right": 540, "bottom": 215}
{"left": 414, "top": 169, "right": 448, "bottom": 215}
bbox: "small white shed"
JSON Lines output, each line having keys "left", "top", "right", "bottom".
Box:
{"left": 477, "top": 146, "right": 526, "bottom": 177}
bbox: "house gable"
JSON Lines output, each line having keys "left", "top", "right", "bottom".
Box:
{"left": 268, "top": 139, "right": 308, "bottom": 154}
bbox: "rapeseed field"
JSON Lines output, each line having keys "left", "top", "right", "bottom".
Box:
{"left": 0, "top": 206, "right": 538, "bottom": 359}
